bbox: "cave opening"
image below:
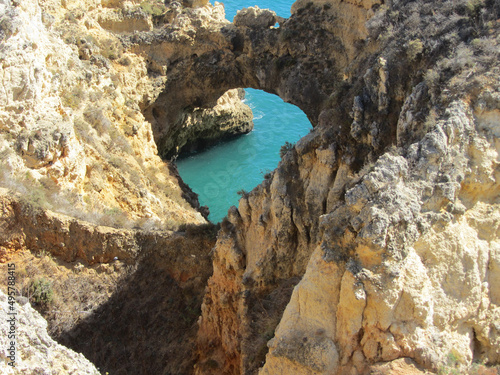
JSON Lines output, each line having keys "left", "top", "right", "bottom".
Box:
{"left": 175, "top": 88, "right": 312, "bottom": 223}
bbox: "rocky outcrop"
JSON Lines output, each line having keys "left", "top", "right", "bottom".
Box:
{"left": 193, "top": 1, "right": 500, "bottom": 374}
{"left": 233, "top": 6, "right": 279, "bottom": 29}
{"left": 56, "top": 225, "right": 217, "bottom": 375}
{"left": 158, "top": 88, "right": 253, "bottom": 158}
{"left": 0, "top": 289, "right": 98, "bottom": 374}
{"left": 1, "top": 0, "right": 499, "bottom": 374}
{"left": 0, "top": 186, "right": 215, "bottom": 266}
{"left": 0, "top": 0, "right": 252, "bottom": 228}
{"left": 0, "top": 188, "right": 140, "bottom": 264}
{"left": 0, "top": 186, "right": 217, "bottom": 374}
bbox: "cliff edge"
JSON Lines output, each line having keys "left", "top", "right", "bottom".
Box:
{"left": 0, "top": 0, "right": 253, "bottom": 230}
{"left": 0, "top": 0, "right": 499, "bottom": 374}
{"left": 194, "top": 1, "right": 500, "bottom": 374}
{"left": 0, "top": 289, "right": 98, "bottom": 374}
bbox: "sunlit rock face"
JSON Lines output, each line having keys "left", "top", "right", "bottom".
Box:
{"left": 1, "top": 0, "right": 499, "bottom": 374}
{"left": 0, "top": 289, "right": 99, "bottom": 374}
{"left": 193, "top": 1, "right": 500, "bottom": 374}
{"left": 0, "top": 0, "right": 258, "bottom": 229}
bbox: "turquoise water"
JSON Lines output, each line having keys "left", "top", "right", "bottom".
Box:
{"left": 222, "top": 0, "right": 293, "bottom": 20}
{"left": 176, "top": 1, "right": 310, "bottom": 223}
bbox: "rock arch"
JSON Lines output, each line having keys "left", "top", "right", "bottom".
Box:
{"left": 123, "top": 2, "right": 375, "bottom": 159}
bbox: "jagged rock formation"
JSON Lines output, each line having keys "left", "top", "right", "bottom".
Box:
{"left": 0, "top": 0, "right": 252, "bottom": 228}
{"left": 157, "top": 88, "right": 253, "bottom": 158}
{"left": 0, "top": 187, "right": 150, "bottom": 264}
{"left": 0, "top": 187, "right": 217, "bottom": 374}
{"left": 0, "top": 289, "right": 98, "bottom": 374}
{"left": 1, "top": 0, "right": 499, "bottom": 374}
{"left": 191, "top": 1, "right": 500, "bottom": 374}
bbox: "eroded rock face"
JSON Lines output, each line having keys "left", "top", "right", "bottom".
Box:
{"left": 0, "top": 0, "right": 253, "bottom": 228}
{"left": 0, "top": 289, "right": 98, "bottom": 374}
{"left": 0, "top": 186, "right": 217, "bottom": 374}
{"left": 157, "top": 88, "right": 254, "bottom": 158}
{"left": 260, "top": 101, "right": 500, "bottom": 373}
{"left": 1, "top": 0, "right": 499, "bottom": 374}
{"left": 233, "top": 6, "right": 278, "bottom": 28}
{"left": 193, "top": 1, "right": 500, "bottom": 374}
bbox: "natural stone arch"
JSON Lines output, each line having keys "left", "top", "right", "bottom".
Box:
{"left": 123, "top": 3, "right": 359, "bottom": 159}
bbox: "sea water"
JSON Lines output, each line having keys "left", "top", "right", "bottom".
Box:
{"left": 222, "top": 0, "right": 294, "bottom": 20}
{"left": 175, "top": 1, "right": 311, "bottom": 223}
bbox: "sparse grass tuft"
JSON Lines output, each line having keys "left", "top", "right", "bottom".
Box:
{"left": 61, "top": 85, "right": 86, "bottom": 110}
{"left": 7, "top": 252, "right": 135, "bottom": 337}
{"left": 407, "top": 39, "right": 424, "bottom": 61}
{"left": 99, "top": 38, "right": 123, "bottom": 60}
{"left": 178, "top": 222, "right": 220, "bottom": 240}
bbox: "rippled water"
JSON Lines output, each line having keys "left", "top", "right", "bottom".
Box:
{"left": 176, "top": 1, "right": 310, "bottom": 223}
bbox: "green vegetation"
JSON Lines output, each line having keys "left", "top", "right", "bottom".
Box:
{"left": 437, "top": 351, "right": 466, "bottom": 375}
{"left": 407, "top": 38, "right": 424, "bottom": 61}
{"left": 365, "top": 0, "right": 499, "bottom": 104}
{"left": 466, "top": 0, "right": 485, "bottom": 17}
{"left": 14, "top": 250, "right": 135, "bottom": 338}
{"left": 29, "top": 278, "right": 54, "bottom": 306}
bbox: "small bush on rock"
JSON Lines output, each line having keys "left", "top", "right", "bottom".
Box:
{"left": 279, "top": 141, "right": 295, "bottom": 158}
{"left": 29, "top": 278, "right": 54, "bottom": 306}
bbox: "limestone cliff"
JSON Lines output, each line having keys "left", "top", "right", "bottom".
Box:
{"left": 1, "top": 0, "right": 499, "bottom": 374}
{"left": 0, "top": 1, "right": 251, "bottom": 372}
{"left": 194, "top": 1, "right": 500, "bottom": 374}
{"left": 0, "top": 187, "right": 217, "bottom": 374}
{"left": 159, "top": 88, "right": 253, "bottom": 158}
{"left": 0, "top": 0, "right": 252, "bottom": 229}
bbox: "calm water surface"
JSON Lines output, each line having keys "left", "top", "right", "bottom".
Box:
{"left": 222, "top": 0, "right": 293, "bottom": 20}
{"left": 176, "top": 1, "right": 311, "bottom": 223}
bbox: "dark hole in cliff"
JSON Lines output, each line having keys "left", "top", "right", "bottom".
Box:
{"left": 175, "top": 88, "right": 312, "bottom": 224}
{"left": 231, "top": 33, "right": 245, "bottom": 52}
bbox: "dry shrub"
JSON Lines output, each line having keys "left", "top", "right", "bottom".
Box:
{"left": 3, "top": 250, "right": 134, "bottom": 337}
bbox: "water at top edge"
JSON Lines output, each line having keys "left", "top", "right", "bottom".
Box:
{"left": 175, "top": 1, "right": 311, "bottom": 223}
{"left": 222, "top": 0, "right": 293, "bottom": 21}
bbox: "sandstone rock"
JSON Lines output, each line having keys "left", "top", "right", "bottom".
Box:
{"left": 194, "top": 1, "right": 500, "bottom": 374}
{"left": 1, "top": 0, "right": 500, "bottom": 374}
{"left": 233, "top": 6, "right": 277, "bottom": 28}
{"left": 0, "top": 0, "right": 250, "bottom": 228}
{"left": 182, "top": 0, "right": 209, "bottom": 8}
{"left": 156, "top": 88, "right": 254, "bottom": 158}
